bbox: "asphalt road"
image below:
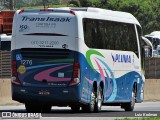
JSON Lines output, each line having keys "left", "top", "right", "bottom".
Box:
{"left": 0, "top": 102, "right": 160, "bottom": 120}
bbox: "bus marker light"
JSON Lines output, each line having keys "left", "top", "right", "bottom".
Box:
{"left": 20, "top": 89, "right": 26, "bottom": 92}
{"left": 18, "top": 10, "right": 24, "bottom": 14}
{"left": 74, "top": 78, "right": 80, "bottom": 83}
{"left": 70, "top": 10, "right": 75, "bottom": 15}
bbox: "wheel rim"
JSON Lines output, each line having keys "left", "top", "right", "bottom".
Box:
{"left": 91, "top": 91, "right": 96, "bottom": 109}
{"left": 97, "top": 90, "right": 102, "bottom": 109}
{"left": 131, "top": 91, "right": 135, "bottom": 107}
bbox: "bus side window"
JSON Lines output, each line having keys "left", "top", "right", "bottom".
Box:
{"left": 83, "top": 21, "right": 86, "bottom": 32}
{"left": 137, "top": 25, "right": 145, "bottom": 70}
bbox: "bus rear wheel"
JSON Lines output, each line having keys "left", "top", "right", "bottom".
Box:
{"left": 25, "top": 103, "right": 41, "bottom": 113}
{"left": 94, "top": 86, "right": 103, "bottom": 112}
{"left": 82, "top": 87, "right": 96, "bottom": 113}
{"left": 122, "top": 89, "right": 135, "bottom": 111}
{"left": 25, "top": 103, "right": 51, "bottom": 113}
{"left": 41, "top": 105, "right": 52, "bottom": 113}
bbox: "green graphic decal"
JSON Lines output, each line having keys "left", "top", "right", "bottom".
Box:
{"left": 86, "top": 50, "right": 104, "bottom": 70}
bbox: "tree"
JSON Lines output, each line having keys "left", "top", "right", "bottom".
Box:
{"left": 79, "top": 0, "right": 108, "bottom": 7}
{"left": 42, "top": 0, "right": 48, "bottom": 8}
{"left": 68, "top": 0, "right": 80, "bottom": 7}
{"left": 103, "top": 0, "right": 160, "bottom": 34}
{"left": 9, "top": 0, "right": 14, "bottom": 10}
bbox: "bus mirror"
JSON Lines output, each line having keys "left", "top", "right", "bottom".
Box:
{"left": 141, "top": 36, "right": 153, "bottom": 57}
{"left": 141, "top": 36, "right": 153, "bottom": 48}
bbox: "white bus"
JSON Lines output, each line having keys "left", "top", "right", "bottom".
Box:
{"left": 145, "top": 31, "right": 160, "bottom": 57}
{"left": 11, "top": 7, "right": 145, "bottom": 113}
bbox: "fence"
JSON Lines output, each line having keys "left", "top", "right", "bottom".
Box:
{"left": 145, "top": 57, "right": 160, "bottom": 79}
{"left": 0, "top": 50, "right": 11, "bottom": 78}
{"left": 0, "top": 52, "right": 160, "bottom": 79}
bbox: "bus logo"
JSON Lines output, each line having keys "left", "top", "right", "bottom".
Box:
{"left": 111, "top": 53, "right": 131, "bottom": 63}
{"left": 19, "top": 25, "right": 29, "bottom": 32}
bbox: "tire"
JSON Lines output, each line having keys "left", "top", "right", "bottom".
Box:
{"left": 25, "top": 103, "right": 42, "bottom": 113}
{"left": 41, "top": 105, "right": 52, "bottom": 113}
{"left": 94, "top": 86, "right": 103, "bottom": 112}
{"left": 71, "top": 106, "right": 80, "bottom": 112}
{"left": 124, "top": 90, "right": 135, "bottom": 111}
{"left": 82, "top": 87, "right": 96, "bottom": 113}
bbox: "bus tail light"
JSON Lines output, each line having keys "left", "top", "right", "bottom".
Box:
{"left": 12, "top": 60, "right": 21, "bottom": 85}
{"left": 70, "top": 10, "right": 75, "bottom": 15}
{"left": 69, "top": 62, "right": 80, "bottom": 86}
{"left": 18, "top": 10, "right": 24, "bottom": 14}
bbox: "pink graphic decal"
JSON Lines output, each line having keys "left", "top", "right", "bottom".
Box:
{"left": 34, "top": 64, "right": 72, "bottom": 82}
{"left": 95, "top": 59, "right": 105, "bottom": 85}
{"left": 85, "top": 77, "right": 92, "bottom": 84}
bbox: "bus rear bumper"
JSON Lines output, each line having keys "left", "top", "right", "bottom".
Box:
{"left": 12, "top": 84, "right": 81, "bottom": 106}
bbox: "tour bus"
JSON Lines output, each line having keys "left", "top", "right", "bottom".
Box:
{"left": 11, "top": 7, "right": 145, "bottom": 113}
{"left": 144, "top": 31, "right": 160, "bottom": 57}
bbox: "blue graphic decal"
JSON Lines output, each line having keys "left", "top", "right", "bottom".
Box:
{"left": 96, "top": 58, "right": 117, "bottom": 102}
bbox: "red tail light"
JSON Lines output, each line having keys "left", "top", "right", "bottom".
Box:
{"left": 69, "top": 62, "right": 80, "bottom": 86}
{"left": 18, "top": 10, "right": 24, "bottom": 14}
{"left": 12, "top": 60, "right": 21, "bottom": 85}
{"left": 70, "top": 10, "right": 75, "bottom": 15}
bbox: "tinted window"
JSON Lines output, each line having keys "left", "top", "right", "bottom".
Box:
{"left": 0, "top": 41, "right": 11, "bottom": 51}
{"left": 137, "top": 25, "right": 145, "bottom": 70}
{"left": 83, "top": 18, "right": 138, "bottom": 57}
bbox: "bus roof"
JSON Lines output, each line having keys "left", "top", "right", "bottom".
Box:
{"left": 145, "top": 31, "right": 160, "bottom": 39}
{"left": 67, "top": 7, "right": 140, "bottom": 26}
{"left": 16, "top": 7, "right": 141, "bottom": 27}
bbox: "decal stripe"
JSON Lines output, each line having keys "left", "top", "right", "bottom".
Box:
{"left": 94, "top": 59, "right": 105, "bottom": 85}
{"left": 85, "top": 77, "right": 92, "bottom": 84}
{"left": 86, "top": 50, "right": 104, "bottom": 71}
{"left": 96, "top": 58, "right": 117, "bottom": 102}
{"left": 34, "top": 64, "right": 72, "bottom": 82}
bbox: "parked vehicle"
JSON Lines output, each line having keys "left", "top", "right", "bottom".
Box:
{"left": 144, "top": 31, "right": 160, "bottom": 57}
